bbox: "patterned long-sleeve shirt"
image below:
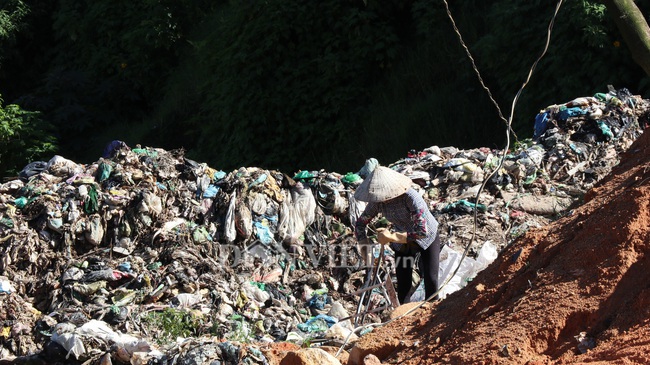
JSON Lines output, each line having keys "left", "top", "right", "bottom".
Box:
{"left": 354, "top": 188, "right": 438, "bottom": 250}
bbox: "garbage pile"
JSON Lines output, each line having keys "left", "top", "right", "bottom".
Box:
{"left": 0, "top": 88, "right": 647, "bottom": 364}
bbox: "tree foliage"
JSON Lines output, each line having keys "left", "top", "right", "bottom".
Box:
{"left": 359, "top": 0, "right": 645, "bottom": 164}
{"left": 0, "top": 95, "right": 57, "bottom": 177}
{"left": 0, "top": 0, "right": 28, "bottom": 45}
{"left": 0, "top": 0, "right": 29, "bottom": 77}
{"left": 602, "top": 0, "right": 650, "bottom": 77}
{"left": 12, "top": 0, "right": 216, "bottom": 161}
{"left": 168, "top": 0, "right": 403, "bottom": 171}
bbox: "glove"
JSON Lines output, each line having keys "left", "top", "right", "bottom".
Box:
{"left": 377, "top": 228, "right": 407, "bottom": 244}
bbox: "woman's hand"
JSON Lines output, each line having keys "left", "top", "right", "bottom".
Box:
{"left": 376, "top": 227, "right": 407, "bottom": 244}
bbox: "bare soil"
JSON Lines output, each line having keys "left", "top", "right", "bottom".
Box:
{"left": 349, "top": 130, "right": 650, "bottom": 364}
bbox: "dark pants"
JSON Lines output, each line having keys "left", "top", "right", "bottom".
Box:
{"left": 394, "top": 233, "right": 440, "bottom": 304}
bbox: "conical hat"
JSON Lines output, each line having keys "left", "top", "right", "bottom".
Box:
{"left": 354, "top": 166, "right": 413, "bottom": 202}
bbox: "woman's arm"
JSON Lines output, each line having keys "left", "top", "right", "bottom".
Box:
{"left": 404, "top": 190, "right": 430, "bottom": 241}
{"left": 354, "top": 202, "right": 379, "bottom": 241}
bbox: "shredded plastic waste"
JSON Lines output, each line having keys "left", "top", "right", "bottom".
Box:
{"left": 0, "top": 88, "right": 647, "bottom": 364}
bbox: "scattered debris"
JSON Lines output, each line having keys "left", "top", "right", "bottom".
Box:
{"left": 574, "top": 331, "right": 596, "bottom": 354}
{"left": 0, "top": 88, "right": 647, "bottom": 364}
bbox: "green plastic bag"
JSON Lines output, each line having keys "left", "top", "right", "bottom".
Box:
{"left": 97, "top": 162, "right": 113, "bottom": 182}
{"left": 84, "top": 185, "right": 99, "bottom": 214}
{"left": 293, "top": 170, "right": 315, "bottom": 181}
{"left": 14, "top": 197, "right": 28, "bottom": 209}
{"left": 342, "top": 172, "right": 361, "bottom": 184}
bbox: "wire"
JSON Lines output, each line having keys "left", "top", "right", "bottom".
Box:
{"left": 335, "top": 0, "right": 565, "bottom": 356}
{"left": 400, "top": 0, "right": 565, "bottom": 320}
{"left": 441, "top": 1, "right": 515, "bottom": 140}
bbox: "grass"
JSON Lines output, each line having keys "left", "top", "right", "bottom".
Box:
{"left": 142, "top": 308, "right": 204, "bottom": 346}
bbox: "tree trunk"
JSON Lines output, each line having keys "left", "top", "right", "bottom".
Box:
{"left": 603, "top": 0, "right": 650, "bottom": 77}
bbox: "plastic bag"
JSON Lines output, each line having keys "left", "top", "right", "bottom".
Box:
{"left": 316, "top": 181, "right": 348, "bottom": 214}
{"left": 172, "top": 293, "right": 204, "bottom": 308}
{"left": 293, "top": 183, "right": 316, "bottom": 225}
{"left": 51, "top": 323, "right": 85, "bottom": 359}
{"left": 249, "top": 192, "right": 268, "bottom": 215}
{"left": 235, "top": 204, "right": 253, "bottom": 239}
{"left": 254, "top": 219, "right": 275, "bottom": 245}
{"left": 192, "top": 225, "right": 212, "bottom": 243}
{"left": 47, "top": 155, "right": 83, "bottom": 177}
{"left": 203, "top": 184, "right": 219, "bottom": 198}
{"left": 83, "top": 184, "right": 99, "bottom": 214}
{"left": 475, "top": 240, "right": 498, "bottom": 272}
{"left": 19, "top": 161, "right": 48, "bottom": 181}
{"left": 84, "top": 214, "right": 105, "bottom": 245}
{"left": 102, "top": 140, "right": 128, "bottom": 158}
{"left": 297, "top": 314, "right": 337, "bottom": 332}
{"left": 438, "top": 245, "right": 477, "bottom": 300}
{"left": 438, "top": 242, "right": 499, "bottom": 299}
{"left": 142, "top": 192, "right": 162, "bottom": 216}
{"left": 357, "top": 158, "right": 378, "bottom": 178}
{"left": 77, "top": 320, "right": 150, "bottom": 360}
{"left": 96, "top": 161, "right": 113, "bottom": 182}
{"left": 325, "top": 322, "right": 358, "bottom": 342}
{"left": 224, "top": 191, "right": 237, "bottom": 243}
{"left": 277, "top": 183, "right": 316, "bottom": 244}
{"left": 0, "top": 278, "right": 15, "bottom": 294}
{"left": 242, "top": 281, "right": 270, "bottom": 304}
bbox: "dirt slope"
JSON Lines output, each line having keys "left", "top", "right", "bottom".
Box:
{"left": 353, "top": 130, "right": 650, "bottom": 364}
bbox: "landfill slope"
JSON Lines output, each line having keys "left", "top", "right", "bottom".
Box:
{"left": 352, "top": 118, "right": 650, "bottom": 364}
{"left": 0, "top": 89, "right": 648, "bottom": 365}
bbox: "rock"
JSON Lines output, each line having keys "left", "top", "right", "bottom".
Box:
{"left": 260, "top": 342, "right": 301, "bottom": 365}
{"left": 280, "top": 348, "right": 341, "bottom": 365}
{"left": 317, "top": 346, "right": 349, "bottom": 364}
{"left": 388, "top": 301, "right": 425, "bottom": 320}
{"left": 348, "top": 337, "right": 399, "bottom": 365}
{"left": 328, "top": 301, "right": 350, "bottom": 319}
{"left": 362, "top": 353, "right": 382, "bottom": 365}
{"left": 325, "top": 321, "right": 358, "bottom": 343}
{"left": 501, "top": 192, "right": 573, "bottom": 216}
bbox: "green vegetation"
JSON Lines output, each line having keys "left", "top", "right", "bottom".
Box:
{"left": 226, "top": 314, "right": 252, "bottom": 343}
{"left": 0, "top": 95, "right": 57, "bottom": 176}
{"left": 142, "top": 308, "right": 204, "bottom": 345}
{"left": 0, "top": 0, "right": 648, "bottom": 176}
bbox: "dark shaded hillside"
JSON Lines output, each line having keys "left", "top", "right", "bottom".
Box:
{"left": 1, "top": 0, "right": 649, "bottom": 175}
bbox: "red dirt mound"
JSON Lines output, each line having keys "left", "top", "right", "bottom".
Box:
{"left": 351, "top": 130, "right": 650, "bottom": 364}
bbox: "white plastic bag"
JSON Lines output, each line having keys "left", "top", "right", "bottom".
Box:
{"left": 0, "top": 277, "right": 15, "bottom": 294}
{"left": 172, "top": 293, "right": 204, "bottom": 309}
{"left": 277, "top": 183, "right": 316, "bottom": 244}
{"left": 47, "top": 155, "right": 83, "bottom": 177}
{"left": 437, "top": 245, "right": 477, "bottom": 299}
{"left": 348, "top": 194, "right": 367, "bottom": 228}
{"left": 249, "top": 192, "right": 268, "bottom": 215}
{"left": 475, "top": 240, "right": 498, "bottom": 272}
{"left": 51, "top": 323, "right": 85, "bottom": 359}
{"left": 143, "top": 192, "right": 163, "bottom": 216}
{"left": 293, "top": 183, "right": 316, "bottom": 226}
{"left": 325, "top": 321, "right": 358, "bottom": 342}
{"left": 84, "top": 214, "right": 105, "bottom": 245}
{"left": 242, "top": 281, "right": 270, "bottom": 304}
{"left": 438, "top": 241, "right": 499, "bottom": 299}
{"left": 224, "top": 191, "right": 237, "bottom": 243}
{"left": 78, "top": 320, "right": 151, "bottom": 361}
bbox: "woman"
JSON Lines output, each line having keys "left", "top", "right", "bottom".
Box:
{"left": 354, "top": 165, "right": 440, "bottom": 304}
